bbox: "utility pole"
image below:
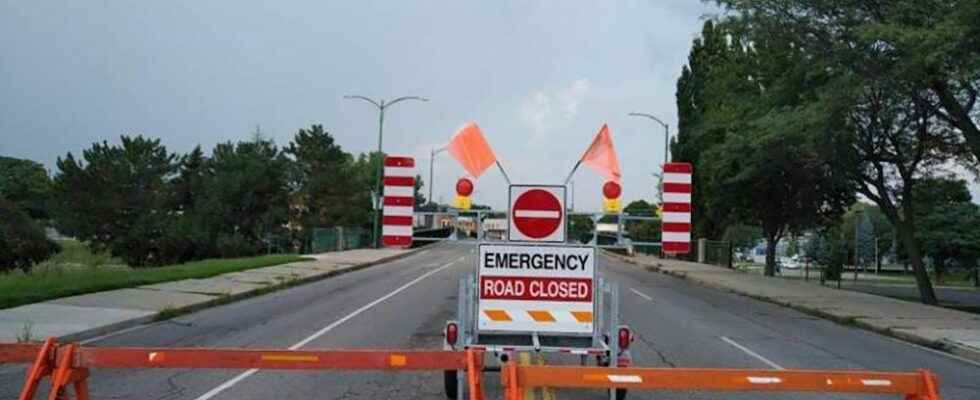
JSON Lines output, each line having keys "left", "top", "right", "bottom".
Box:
{"left": 344, "top": 95, "right": 429, "bottom": 247}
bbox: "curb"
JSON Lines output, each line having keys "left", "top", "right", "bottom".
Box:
{"left": 602, "top": 250, "right": 980, "bottom": 364}
{"left": 55, "top": 245, "right": 430, "bottom": 343}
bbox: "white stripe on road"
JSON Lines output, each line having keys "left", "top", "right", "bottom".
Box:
{"left": 629, "top": 288, "right": 653, "bottom": 302}
{"left": 193, "top": 256, "right": 465, "bottom": 400}
{"left": 720, "top": 336, "right": 784, "bottom": 370}
{"left": 513, "top": 209, "right": 561, "bottom": 218}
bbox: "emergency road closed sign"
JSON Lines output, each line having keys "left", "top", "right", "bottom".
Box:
{"left": 477, "top": 243, "right": 595, "bottom": 334}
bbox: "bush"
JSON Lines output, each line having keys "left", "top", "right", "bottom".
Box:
{"left": 0, "top": 199, "right": 60, "bottom": 273}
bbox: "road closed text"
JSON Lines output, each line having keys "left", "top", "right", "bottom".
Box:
{"left": 480, "top": 276, "right": 592, "bottom": 302}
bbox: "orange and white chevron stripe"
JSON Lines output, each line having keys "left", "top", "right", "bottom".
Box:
{"left": 482, "top": 309, "right": 593, "bottom": 323}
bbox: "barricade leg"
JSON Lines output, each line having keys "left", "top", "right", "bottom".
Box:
{"left": 502, "top": 362, "right": 521, "bottom": 400}
{"left": 46, "top": 344, "right": 89, "bottom": 400}
{"left": 465, "top": 349, "right": 485, "bottom": 400}
{"left": 18, "top": 338, "right": 57, "bottom": 400}
{"left": 907, "top": 369, "right": 941, "bottom": 400}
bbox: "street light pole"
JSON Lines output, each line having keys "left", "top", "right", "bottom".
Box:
{"left": 344, "top": 95, "right": 429, "bottom": 248}
{"left": 429, "top": 147, "right": 446, "bottom": 208}
{"left": 628, "top": 112, "right": 671, "bottom": 198}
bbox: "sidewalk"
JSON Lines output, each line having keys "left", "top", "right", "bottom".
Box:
{"left": 0, "top": 248, "right": 414, "bottom": 342}
{"left": 609, "top": 252, "right": 980, "bottom": 362}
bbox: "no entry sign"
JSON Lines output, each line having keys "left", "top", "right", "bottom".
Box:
{"left": 508, "top": 185, "right": 566, "bottom": 242}
{"left": 477, "top": 243, "right": 595, "bottom": 334}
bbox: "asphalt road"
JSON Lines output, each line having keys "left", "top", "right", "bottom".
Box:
{"left": 2, "top": 242, "right": 979, "bottom": 399}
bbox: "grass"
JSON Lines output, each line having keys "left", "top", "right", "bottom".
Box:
{"left": 0, "top": 240, "right": 310, "bottom": 310}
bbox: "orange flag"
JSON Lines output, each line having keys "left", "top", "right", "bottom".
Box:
{"left": 446, "top": 122, "right": 498, "bottom": 179}
{"left": 580, "top": 124, "right": 622, "bottom": 182}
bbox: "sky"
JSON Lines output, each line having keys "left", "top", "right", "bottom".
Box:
{"left": 3, "top": 1, "right": 973, "bottom": 210}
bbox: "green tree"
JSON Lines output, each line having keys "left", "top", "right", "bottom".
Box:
{"left": 0, "top": 198, "right": 60, "bottom": 272}
{"left": 0, "top": 156, "right": 52, "bottom": 220}
{"left": 285, "top": 125, "right": 357, "bottom": 247}
{"left": 912, "top": 178, "right": 980, "bottom": 283}
{"left": 52, "top": 136, "right": 176, "bottom": 267}
{"left": 203, "top": 138, "right": 291, "bottom": 257}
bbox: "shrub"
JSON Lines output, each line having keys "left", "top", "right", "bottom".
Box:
{"left": 0, "top": 199, "right": 60, "bottom": 273}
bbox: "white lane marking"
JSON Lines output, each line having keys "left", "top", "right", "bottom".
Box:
{"left": 629, "top": 288, "right": 653, "bottom": 302}
{"left": 513, "top": 210, "right": 560, "bottom": 218}
{"left": 720, "top": 336, "right": 784, "bottom": 370}
{"left": 193, "top": 256, "right": 465, "bottom": 400}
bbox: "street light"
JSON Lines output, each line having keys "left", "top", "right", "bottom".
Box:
{"left": 344, "top": 94, "right": 429, "bottom": 247}
{"left": 429, "top": 147, "right": 446, "bottom": 208}
{"left": 629, "top": 112, "right": 671, "bottom": 200}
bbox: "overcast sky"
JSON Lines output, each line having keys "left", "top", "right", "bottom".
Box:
{"left": 5, "top": 1, "right": 972, "bottom": 209}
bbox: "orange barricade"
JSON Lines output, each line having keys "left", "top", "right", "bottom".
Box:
{"left": 502, "top": 364, "right": 941, "bottom": 400}
{"left": 0, "top": 339, "right": 484, "bottom": 400}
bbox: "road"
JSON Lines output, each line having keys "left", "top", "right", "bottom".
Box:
{"left": 2, "top": 242, "right": 978, "bottom": 399}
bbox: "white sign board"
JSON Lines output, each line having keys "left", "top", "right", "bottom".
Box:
{"left": 477, "top": 243, "right": 595, "bottom": 334}
{"left": 508, "top": 185, "right": 566, "bottom": 243}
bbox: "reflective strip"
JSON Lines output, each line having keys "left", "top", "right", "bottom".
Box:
{"left": 382, "top": 225, "right": 412, "bottom": 237}
{"left": 383, "top": 206, "right": 413, "bottom": 216}
{"left": 661, "top": 232, "right": 690, "bottom": 243}
{"left": 484, "top": 310, "right": 512, "bottom": 321}
{"left": 570, "top": 311, "right": 593, "bottom": 323}
{"left": 663, "top": 172, "right": 692, "bottom": 184}
{"left": 384, "top": 166, "right": 415, "bottom": 177}
{"left": 662, "top": 212, "right": 691, "bottom": 223}
{"left": 607, "top": 375, "right": 643, "bottom": 383}
{"left": 861, "top": 379, "right": 892, "bottom": 386}
{"left": 261, "top": 354, "right": 319, "bottom": 362}
{"left": 383, "top": 185, "right": 414, "bottom": 197}
{"left": 663, "top": 192, "right": 691, "bottom": 203}
{"left": 747, "top": 377, "right": 782, "bottom": 384}
{"left": 527, "top": 310, "right": 556, "bottom": 322}
{"left": 514, "top": 210, "right": 561, "bottom": 218}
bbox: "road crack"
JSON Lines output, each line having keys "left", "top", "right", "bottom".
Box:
{"left": 633, "top": 333, "right": 676, "bottom": 367}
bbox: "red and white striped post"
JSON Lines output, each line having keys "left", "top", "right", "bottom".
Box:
{"left": 661, "top": 162, "right": 692, "bottom": 254}
{"left": 382, "top": 156, "right": 415, "bottom": 248}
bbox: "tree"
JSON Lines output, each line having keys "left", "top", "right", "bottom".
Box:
{"left": 622, "top": 200, "right": 660, "bottom": 244}
{"left": 0, "top": 199, "right": 60, "bottom": 273}
{"left": 414, "top": 174, "right": 427, "bottom": 207}
{"left": 0, "top": 156, "right": 52, "bottom": 220}
{"left": 203, "top": 138, "right": 291, "bottom": 257}
{"left": 711, "top": 0, "right": 973, "bottom": 304}
{"left": 285, "top": 125, "right": 358, "bottom": 248}
{"left": 913, "top": 178, "right": 980, "bottom": 283}
{"left": 52, "top": 136, "right": 176, "bottom": 267}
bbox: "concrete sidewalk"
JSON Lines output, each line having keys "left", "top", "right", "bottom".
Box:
{"left": 0, "top": 248, "right": 414, "bottom": 342}
{"left": 609, "top": 252, "right": 980, "bottom": 362}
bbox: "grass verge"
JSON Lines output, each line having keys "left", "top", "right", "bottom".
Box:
{"left": 0, "top": 253, "right": 310, "bottom": 309}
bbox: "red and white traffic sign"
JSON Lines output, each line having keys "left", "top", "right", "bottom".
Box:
{"left": 661, "top": 162, "right": 692, "bottom": 254}
{"left": 382, "top": 156, "right": 415, "bottom": 248}
{"left": 477, "top": 243, "right": 595, "bottom": 334}
{"left": 508, "top": 185, "right": 566, "bottom": 242}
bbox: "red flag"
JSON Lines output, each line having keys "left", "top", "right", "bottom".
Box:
{"left": 580, "top": 124, "right": 622, "bottom": 182}
{"left": 446, "top": 122, "right": 498, "bottom": 179}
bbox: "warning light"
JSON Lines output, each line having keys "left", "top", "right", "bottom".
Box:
{"left": 445, "top": 322, "right": 459, "bottom": 345}
{"left": 456, "top": 178, "right": 474, "bottom": 197}
{"left": 618, "top": 326, "right": 632, "bottom": 349}
{"left": 602, "top": 181, "right": 621, "bottom": 199}
{"left": 602, "top": 180, "right": 622, "bottom": 214}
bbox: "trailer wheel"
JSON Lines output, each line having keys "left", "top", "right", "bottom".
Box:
{"left": 444, "top": 370, "right": 458, "bottom": 399}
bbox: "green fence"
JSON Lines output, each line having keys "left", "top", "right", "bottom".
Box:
{"left": 701, "top": 239, "right": 733, "bottom": 268}
{"left": 310, "top": 227, "right": 371, "bottom": 253}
